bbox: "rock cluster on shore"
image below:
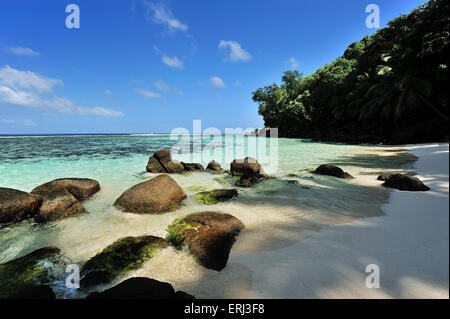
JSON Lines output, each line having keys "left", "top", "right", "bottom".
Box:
{"left": 230, "top": 157, "right": 269, "bottom": 187}
{"left": 0, "top": 178, "right": 100, "bottom": 224}
{"left": 146, "top": 149, "right": 204, "bottom": 173}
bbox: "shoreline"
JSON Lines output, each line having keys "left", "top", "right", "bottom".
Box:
{"left": 225, "top": 143, "right": 449, "bottom": 298}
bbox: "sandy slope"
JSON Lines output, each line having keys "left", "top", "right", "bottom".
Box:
{"left": 229, "top": 143, "right": 449, "bottom": 298}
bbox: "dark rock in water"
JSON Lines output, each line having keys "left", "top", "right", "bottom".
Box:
{"left": 114, "top": 174, "right": 186, "bottom": 214}
{"left": 167, "top": 212, "right": 245, "bottom": 271}
{"left": 230, "top": 157, "right": 269, "bottom": 179}
{"left": 7, "top": 285, "right": 56, "bottom": 299}
{"left": 286, "top": 180, "right": 299, "bottom": 185}
{"left": 0, "top": 247, "right": 62, "bottom": 298}
{"left": 192, "top": 189, "right": 238, "bottom": 205}
{"left": 86, "top": 277, "right": 195, "bottom": 299}
{"left": 181, "top": 162, "right": 204, "bottom": 172}
{"left": 206, "top": 160, "right": 222, "bottom": 172}
{"left": 80, "top": 236, "right": 167, "bottom": 287}
{"left": 164, "top": 159, "right": 185, "bottom": 173}
{"left": 146, "top": 149, "right": 185, "bottom": 173}
{"left": 235, "top": 176, "right": 253, "bottom": 188}
{"left": 0, "top": 187, "right": 42, "bottom": 224}
{"left": 34, "top": 190, "right": 86, "bottom": 223}
{"left": 145, "top": 156, "right": 166, "bottom": 173}
{"left": 230, "top": 157, "right": 269, "bottom": 187}
{"left": 377, "top": 174, "right": 393, "bottom": 181}
{"left": 31, "top": 178, "right": 100, "bottom": 200}
{"left": 382, "top": 174, "right": 430, "bottom": 191}
{"left": 314, "top": 164, "right": 355, "bottom": 179}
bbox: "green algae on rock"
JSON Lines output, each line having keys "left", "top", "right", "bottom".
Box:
{"left": 80, "top": 235, "right": 167, "bottom": 287}
{"left": 0, "top": 247, "right": 62, "bottom": 298}
{"left": 192, "top": 189, "right": 238, "bottom": 205}
{"left": 166, "top": 212, "right": 244, "bottom": 271}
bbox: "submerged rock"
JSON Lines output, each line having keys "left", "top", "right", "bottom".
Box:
{"left": 0, "top": 187, "right": 42, "bottom": 224}
{"left": 181, "top": 162, "right": 204, "bottom": 172}
{"left": 31, "top": 178, "right": 100, "bottom": 200}
{"left": 235, "top": 177, "right": 253, "bottom": 188}
{"left": 114, "top": 174, "right": 186, "bottom": 214}
{"left": 382, "top": 174, "right": 430, "bottom": 191}
{"left": 86, "top": 277, "right": 195, "bottom": 299}
{"left": 314, "top": 164, "right": 355, "bottom": 179}
{"left": 0, "top": 247, "right": 62, "bottom": 298}
{"left": 377, "top": 173, "right": 393, "bottom": 181}
{"left": 80, "top": 236, "right": 168, "bottom": 287}
{"left": 166, "top": 212, "right": 245, "bottom": 271}
{"left": 206, "top": 160, "right": 222, "bottom": 172}
{"left": 230, "top": 157, "right": 269, "bottom": 187}
{"left": 230, "top": 157, "right": 269, "bottom": 179}
{"left": 34, "top": 190, "right": 86, "bottom": 223}
{"left": 146, "top": 149, "right": 185, "bottom": 173}
{"left": 192, "top": 189, "right": 238, "bottom": 205}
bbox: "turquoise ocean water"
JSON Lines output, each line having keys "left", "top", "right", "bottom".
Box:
{"left": 1, "top": 135, "right": 392, "bottom": 298}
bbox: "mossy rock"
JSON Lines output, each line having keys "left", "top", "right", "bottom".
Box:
{"left": 166, "top": 212, "right": 245, "bottom": 271}
{"left": 0, "top": 247, "right": 62, "bottom": 298}
{"left": 213, "top": 176, "right": 233, "bottom": 186}
{"left": 186, "top": 185, "right": 212, "bottom": 192}
{"left": 80, "top": 235, "right": 167, "bottom": 287}
{"left": 192, "top": 189, "right": 238, "bottom": 205}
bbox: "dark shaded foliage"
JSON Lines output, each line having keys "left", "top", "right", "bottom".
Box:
{"left": 252, "top": 0, "right": 449, "bottom": 144}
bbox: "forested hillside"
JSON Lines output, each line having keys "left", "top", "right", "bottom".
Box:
{"left": 252, "top": 0, "right": 449, "bottom": 144}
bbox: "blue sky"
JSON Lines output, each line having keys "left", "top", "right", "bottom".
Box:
{"left": 0, "top": 0, "right": 427, "bottom": 134}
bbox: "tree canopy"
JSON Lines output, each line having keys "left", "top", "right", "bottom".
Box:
{"left": 252, "top": 0, "right": 449, "bottom": 144}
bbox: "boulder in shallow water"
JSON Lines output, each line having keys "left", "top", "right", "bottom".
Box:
{"left": 114, "top": 174, "right": 186, "bottom": 214}
{"left": 230, "top": 157, "right": 269, "bottom": 179}
{"left": 31, "top": 178, "right": 100, "bottom": 200}
{"left": 80, "top": 236, "right": 168, "bottom": 287}
{"left": 382, "top": 174, "right": 430, "bottom": 191}
{"left": 145, "top": 156, "right": 165, "bottom": 173}
{"left": 207, "top": 160, "right": 222, "bottom": 172}
{"left": 146, "top": 149, "right": 186, "bottom": 173}
{"left": 192, "top": 189, "right": 238, "bottom": 205}
{"left": 377, "top": 173, "right": 393, "bottom": 181}
{"left": 167, "top": 212, "right": 245, "bottom": 271}
{"left": 0, "top": 187, "right": 42, "bottom": 224}
{"left": 181, "top": 162, "right": 204, "bottom": 172}
{"left": 34, "top": 190, "right": 86, "bottom": 223}
{"left": 86, "top": 277, "right": 195, "bottom": 299}
{"left": 0, "top": 247, "right": 62, "bottom": 298}
{"left": 314, "top": 164, "right": 355, "bottom": 179}
{"left": 235, "top": 177, "right": 253, "bottom": 188}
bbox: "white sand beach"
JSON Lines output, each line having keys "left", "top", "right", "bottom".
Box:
{"left": 226, "top": 143, "right": 449, "bottom": 298}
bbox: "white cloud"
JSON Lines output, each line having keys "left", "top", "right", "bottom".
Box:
{"left": 0, "top": 65, "right": 62, "bottom": 93}
{"left": 162, "top": 55, "right": 184, "bottom": 69}
{"left": 218, "top": 40, "right": 252, "bottom": 62}
{"left": 0, "top": 65, "right": 124, "bottom": 118}
{"left": 1, "top": 118, "right": 37, "bottom": 126}
{"left": 143, "top": 2, "right": 188, "bottom": 32}
{"left": 7, "top": 46, "right": 39, "bottom": 57}
{"left": 211, "top": 76, "right": 226, "bottom": 88}
{"left": 134, "top": 88, "right": 162, "bottom": 99}
{"left": 286, "top": 57, "right": 300, "bottom": 69}
{"left": 98, "top": 89, "right": 113, "bottom": 96}
{"left": 153, "top": 79, "right": 182, "bottom": 95}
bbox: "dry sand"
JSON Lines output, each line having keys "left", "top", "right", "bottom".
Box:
{"left": 227, "top": 143, "right": 449, "bottom": 298}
